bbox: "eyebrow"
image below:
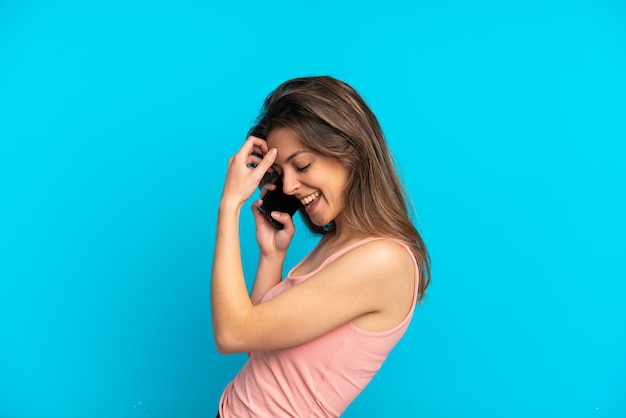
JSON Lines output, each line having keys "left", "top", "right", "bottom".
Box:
{"left": 273, "top": 150, "right": 311, "bottom": 167}
{"left": 287, "top": 150, "right": 310, "bottom": 162}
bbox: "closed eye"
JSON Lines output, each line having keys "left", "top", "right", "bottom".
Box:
{"left": 296, "top": 163, "right": 311, "bottom": 172}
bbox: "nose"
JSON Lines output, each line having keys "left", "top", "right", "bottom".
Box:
{"left": 281, "top": 171, "right": 299, "bottom": 195}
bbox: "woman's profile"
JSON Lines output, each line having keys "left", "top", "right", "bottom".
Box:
{"left": 212, "top": 76, "right": 430, "bottom": 417}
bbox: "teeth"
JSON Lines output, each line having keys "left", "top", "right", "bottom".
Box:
{"left": 300, "top": 191, "right": 320, "bottom": 205}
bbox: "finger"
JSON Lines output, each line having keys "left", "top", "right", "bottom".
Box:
{"left": 252, "top": 199, "right": 263, "bottom": 211}
{"left": 237, "top": 138, "right": 270, "bottom": 170}
{"left": 271, "top": 211, "right": 296, "bottom": 235}
{"left": 260, "top": 182, "right": 276, "bottom": 199}
{"left": 256, "top": 148, "right": 277, "bottom": 173}
{"left": 251, "top": 143, "right": 265, "bottom": 159}
{"left": 252, "top": 200, "right": 272, "bottom": 227}
{"left": 252, "top": 199, "right": 264, "bottom": 218}
{"left": 236, "top": 136, "right": 264, "bottom": 162}
{"left": 248, "top": 136, "right": 269, "bottom": 154}
{"left": 247, "top": 152, "right": 263, "bottom": 168}
{"left": 241, "top": 136, "right": 269, "bottom": 157}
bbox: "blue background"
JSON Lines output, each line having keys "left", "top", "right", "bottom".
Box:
{"left": 1, "top": 1, "right": 625, "bottom": 417}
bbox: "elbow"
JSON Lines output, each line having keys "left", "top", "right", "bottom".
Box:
{"left": 212, "top": 305, "right": 256, "bottom": 354}
{"left": 215, "top": 340, "right": 236, "bottom": 355}
{"left": 214, "top": 329, "right": 244, "bottom": 355}
{"left": 215, "top": 344, "right": 233, "bottom": 355}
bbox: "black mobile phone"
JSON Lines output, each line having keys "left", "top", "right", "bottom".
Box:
{"left": 259, "top": 177, "right": 301, "bottom": 230}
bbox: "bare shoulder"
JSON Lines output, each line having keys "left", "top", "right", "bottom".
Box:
{"left": 335, "top": 239, "right": 417, "bottom": 331}
{"left": 350, "top": 239, "right": 415, "bottom": 274}
{"left": 329, "top": 238, "right": 416, "bottom": 292}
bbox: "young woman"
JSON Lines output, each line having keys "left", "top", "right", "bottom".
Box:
{"left": 212, "top": 76, "right": 430, "bottom": 417}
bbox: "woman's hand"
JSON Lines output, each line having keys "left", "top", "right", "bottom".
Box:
{"left": 221, "top": 136, "right": 277, "bottom": 209}
{"left": 252, "top": 186, "right": 296, "bottom": 258}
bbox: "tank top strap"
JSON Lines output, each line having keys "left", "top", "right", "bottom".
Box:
{"left": 316, "top": 237, "right": 384, "bottom": 271}
{"left": 289, "top": 236, "right": 420, "bottom": 296}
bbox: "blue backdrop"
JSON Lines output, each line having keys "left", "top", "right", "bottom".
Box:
{"left": 1, "top": 1, "right": 625, "bottom": 417}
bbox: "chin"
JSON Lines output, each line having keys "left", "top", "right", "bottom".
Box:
{"left": 308, "top": 216, "right": 326, "bottom": 227}
{"left": 313, "top": 216, "right": 334, "bottom": 228}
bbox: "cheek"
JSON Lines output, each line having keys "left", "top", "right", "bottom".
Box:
{"left": 335, "top": 174, "right": 350, "bottom": 200}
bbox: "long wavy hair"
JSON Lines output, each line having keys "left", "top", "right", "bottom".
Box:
{"left": 249, "top": 76, "right": 430, "bottom": 300}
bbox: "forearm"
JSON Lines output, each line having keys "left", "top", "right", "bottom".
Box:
{"left": 211, "top": 200, "right": 254, "bottom": 350}
{"left": 250, "top": 254, "right": 285, "bottom": 305}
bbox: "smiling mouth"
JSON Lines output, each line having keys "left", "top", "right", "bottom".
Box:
{"left": 300, "top": 191, "right": 320, "bottom": 206}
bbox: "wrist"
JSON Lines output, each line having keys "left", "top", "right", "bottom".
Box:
{"left": 259, "top": 251, "right": 287, "bottom": 264}
{"left": 219, "top": 197, "right": 244, "bottom": 214}
{"left": 258, "top": 253, "right": 287, "bottom": 279}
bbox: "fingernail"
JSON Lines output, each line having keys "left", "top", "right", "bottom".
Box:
{"left": 271, "top": 211, "right": 280, "bottom": 219}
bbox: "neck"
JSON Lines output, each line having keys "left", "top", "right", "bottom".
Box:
{"left": 326, "top": 218, "right": 366, "bottom": 245}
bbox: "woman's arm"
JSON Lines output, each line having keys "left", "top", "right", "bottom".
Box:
{"left": 214, "top": 237, "right": 416, "bottom": 354}
{"left": 211, "top": 198, "right": 252, "bottom": 351}
{"left": 211, "top": 137, "right": 277, "bottom": 351}
{"left": 248, "top": 197, "right": 296, "bottom": 305}
{"left": 250, "top": 253, "right": 285, "bottom": 305}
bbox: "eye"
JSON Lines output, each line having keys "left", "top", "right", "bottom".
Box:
{"left": 296, "top": 163, "right": 311, "bottom": 172}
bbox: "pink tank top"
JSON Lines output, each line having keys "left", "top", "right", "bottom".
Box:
{"left": 219, "top": 237, "right": 420, "bottom": 417}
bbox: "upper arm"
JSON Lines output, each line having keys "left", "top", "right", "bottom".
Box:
{"left": 218, "top": 240, "right": 415, "bottom": 353}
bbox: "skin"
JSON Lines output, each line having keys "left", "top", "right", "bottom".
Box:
{"left": 211, "top": 129, "right": 416, "bottom": 354}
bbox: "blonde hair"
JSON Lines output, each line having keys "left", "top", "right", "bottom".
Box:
{"left": 250, "top": 76, "right": 430, "bottom": 300}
